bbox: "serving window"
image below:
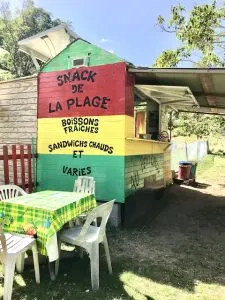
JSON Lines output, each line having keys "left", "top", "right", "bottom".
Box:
{"left": 134, "top": 94, "right": 159, "bottom": 140}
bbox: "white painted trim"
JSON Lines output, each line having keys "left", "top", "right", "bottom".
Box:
{"left": 19, "top": 45, "right": 49, "bottom": 62}
{"left": 135, "top": 84, "right": 199, "bottom": 108}
{"left": 18, "top": 24, "right": 78, "bottom": 45}
{"left": 129, "top": 67, "right": 225, "bottom": 74}
{"left": 68, "top": 56, "right": 88, "bottom": 69}
{"left": 30, "top": 51, "right": 41, "bottom": 70}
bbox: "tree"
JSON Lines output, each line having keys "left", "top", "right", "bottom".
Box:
{"left": 171, "top": 111, "right": 225, "bottom": 139}
{"left": 0, "top": 0, "right": 64, "bottom": 78}
{"left": 0, "top": 48, "right": 12, "bottom": 80}
{"left": 154, "top": 1, "right": 225, "bottom": 67}
{"left": 155, "top": 1, "right": 225, "bottom": 142}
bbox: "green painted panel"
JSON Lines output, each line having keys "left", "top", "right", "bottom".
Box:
{"left": 41, "top": 40, "right": 123, "bottom": 73}
{"left": 125, "top": 154, "right": 164, "bottom": 197}
{"left": 37, "top": 154, "right": 125, "bottom": 203}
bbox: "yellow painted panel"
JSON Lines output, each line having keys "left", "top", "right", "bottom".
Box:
{"left": 38, "top": 115, "right": 128, "bottom": 155}
{"left": 38, "top": 137, "right": 125, "bottom": 155}
{"left": 38, "top": 115, "right": 134, "bottom": 138}
{"left": 125, "top": 115, "right": 135, "bottom": 138}
{"left": 125, "top": 138, "right": 169, "bottom": 155}
{"left": 38, "top": 115, "right": 168, "bottom": 156}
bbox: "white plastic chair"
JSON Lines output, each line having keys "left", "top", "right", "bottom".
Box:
{"left": 71, "top": 176, "right": 96, "bottom": 227}
{"left": 57, "top": 199, "right": 115, "bottom": 290}
{"left": 0, "top": 185, "right": 29, "bottom": 275}
{"left": 0, "top": 184, "right": 27, "bottom": 201}
{"left": 73, "top": 176, "right": 95, "bottom": 195}
{"left": 0, "top": 227, "right": 40, "bottom": 300}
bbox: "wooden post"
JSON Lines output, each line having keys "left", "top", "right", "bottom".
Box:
{"left": 185, "top": 142, "right": 188, "bottom": 161}
{"left": 27, "top": 144, "right": 32, "bottom": 193}
{"left": 20, "top": 145, "right": 26, "bottom": 190}
{"left": 12, "top": 145, "right": 18, "bottom": 185}
{"left": 169, "top": 111, "right": 172, "bottom": 141}
{"left": 3, "top": 145, "right": 9, "bottom": 184}
{"left": 32, "top": 137, "right": 36, "bottom": 192}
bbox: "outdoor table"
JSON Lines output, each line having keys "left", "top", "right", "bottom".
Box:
{"left": 0, "top": 190, "right": 96, "bottom": 280}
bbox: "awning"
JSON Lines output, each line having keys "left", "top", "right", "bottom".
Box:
{"left": 135, "top": 85, "right": 199, "bottom": 111}
{"left": 129, "top": 67, "right": 225, "bottom": 115}
{"left": 18, "top": 24, "right": 79, "bottom": 63}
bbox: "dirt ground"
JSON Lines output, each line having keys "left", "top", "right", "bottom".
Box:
{"left": 109, "top": 156, "right": 225, "bottom": 299}
{"left": 2, "top": 156, "right": 225, "bottom": 300}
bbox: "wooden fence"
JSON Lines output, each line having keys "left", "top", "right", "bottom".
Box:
{"left": 0, "top": 144, "right": 37, "bottom": 193}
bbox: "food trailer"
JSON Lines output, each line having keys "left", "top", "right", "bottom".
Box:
{"left": 17, "top": 25, "right": 173, "bottom": 226}
{"left": 34, "top": 37, "right": 171, "bottom": 226}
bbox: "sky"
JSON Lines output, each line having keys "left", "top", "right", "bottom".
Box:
{"left": 10, "top": 0, "right": 216, "bottom": 67}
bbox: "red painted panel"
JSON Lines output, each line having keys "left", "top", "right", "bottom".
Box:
{"left": 3, "top": 146, "right": 9, "bottom": 184}
{"left": 38, "top": 62, "right": 131, "bottom": 118}
{"left": 125, "top": 73, "right": 135, "bottom": 116}
{"left": 12, "top": 145, "right": 18, "bottom": 185}
{"left": 20, "top": 145, "right": 25, "bottom": 190}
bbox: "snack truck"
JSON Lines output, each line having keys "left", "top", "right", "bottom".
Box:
{"left": 18, "top": 25, "right": 172, "bottom": 226}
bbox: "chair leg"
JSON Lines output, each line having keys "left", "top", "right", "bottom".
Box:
{"left": 4, "top": 257, "right": 16, "bottom": 300}
{"left": 103, "top": 235, "right": 112, "bottom": 274}
{"left": 75, "top": 218, "right": 82, "bottom": 226}
{"left": 79, "top": 246, "right": 84, "bottom": 259}
{"left": 16, "top": 253, "right": 25, "bottom": 273}
{"left": 31, "top": 244, "right": 40, "bottom": 284}
{"left": 55, "top": 240, "right": 61, "bottom": 276}
{"left": 89, "top": 243, "right": 99, "bottom": 290}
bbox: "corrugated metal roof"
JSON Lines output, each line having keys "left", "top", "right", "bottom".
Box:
{"left": 135, "top": 85, "right": 199, "bottom": 112}
{"left": 129, "top": 67, "right": 225, "bottom": 114}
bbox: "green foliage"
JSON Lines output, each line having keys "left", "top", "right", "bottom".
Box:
{"left": 172, "top": 112, "right": 225, "bottom": 139}
{"left": 0, "top": 48, "right": 13, "bottom": 78}
{"left": 154, "top": 48, "right": 185, "bottom": 68}
{"left": 156, "top": 2, "right": 225, "bottom": 155}
{"left": 154, "top": 1, "right": 225, "bottom": 67}
{"left": 0, "top": 69, "right": 13, "bottom": 80}
{"left": 0, "top": 0, "right": 64, "bottom": 79}
{"left": 207, "top": 133, "right": 225, "bottom": 155}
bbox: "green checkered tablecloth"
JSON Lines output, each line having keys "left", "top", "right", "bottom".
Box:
{"left": 0, "top": 190, "right": 96, "bottom": 256}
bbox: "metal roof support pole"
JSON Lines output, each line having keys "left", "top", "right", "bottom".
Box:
{"left": 159, "top": 104, "right": 168, "bottom": 134}
{"left": 30, "top": 50, "right": 40, "bottom": 71}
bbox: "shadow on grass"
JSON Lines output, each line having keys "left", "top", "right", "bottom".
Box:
{"left": 192, "top": 182, "right": 211, "bottom": 189}
{"left": 2, "top": 184, "right": 225, "bottom": 300}
{"left": 6, "top": 252, "right": 137, "bottom": 300}
{"left": 219, "top": 184, "right": 225, "bottom": 188}
{"left": 110, "top": 184, "right": 225, "bottom": 296}
{"left": 173, "top": 180, "right": 211, "bottom": 190}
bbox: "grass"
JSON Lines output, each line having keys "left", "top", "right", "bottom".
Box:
{"left": 1, "top": 155, "right": 225, "bottom": 300}
{"left": 197, "top": 155, "right": 225, "bottom": 185}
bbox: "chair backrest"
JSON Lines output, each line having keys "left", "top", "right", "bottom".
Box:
{"left": 79, "top": 200, "right": 115, "bottom": 239}
{"left": 0, "top": 184, "right": 27, "bottom": 201}
{"left": 0, "top": 226, "right": 6, "bottom": 263}
{"left": 73, "top": 176, "right": 95, "bottom": 195}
